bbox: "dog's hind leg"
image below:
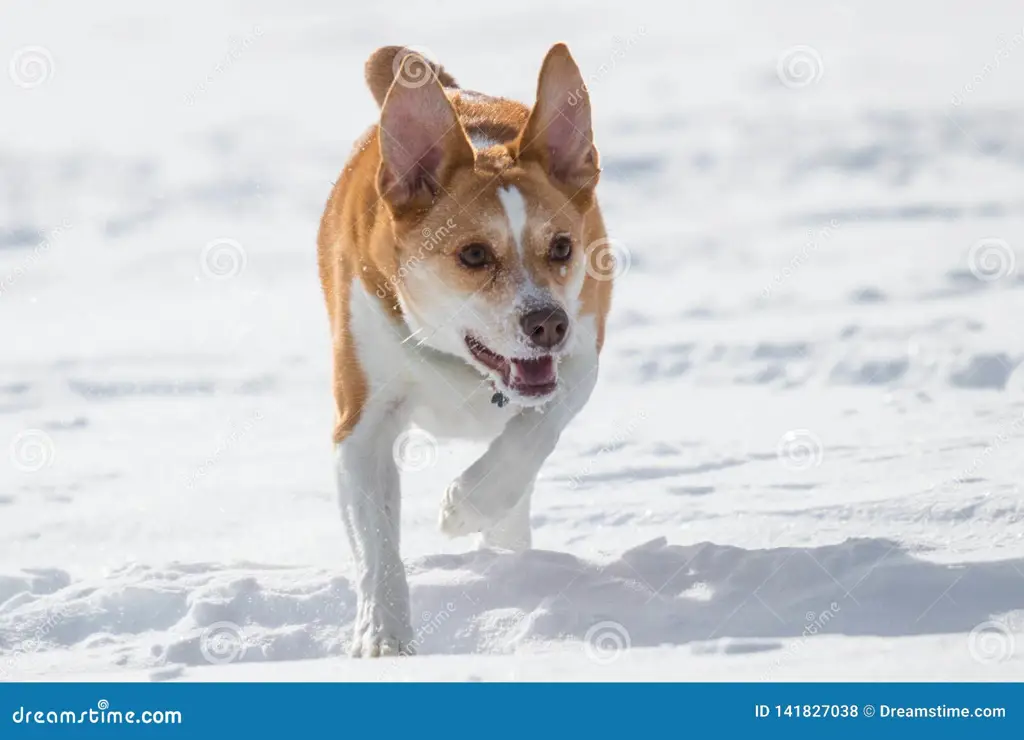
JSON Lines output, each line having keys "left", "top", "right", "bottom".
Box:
{"left": 479, "top": 478, "right": 534, "bottom": 552}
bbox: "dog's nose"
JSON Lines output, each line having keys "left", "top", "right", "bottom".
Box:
{"left": 520, "top": 306, "right": 569, "bottom": 350}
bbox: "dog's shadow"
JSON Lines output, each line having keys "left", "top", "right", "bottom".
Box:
{"left": 409, "top": 537, "right": 1024, "bottom": 654}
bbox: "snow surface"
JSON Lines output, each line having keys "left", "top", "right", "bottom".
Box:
{"left": 2, "top": 0, "right": 1024, "bottom": 681}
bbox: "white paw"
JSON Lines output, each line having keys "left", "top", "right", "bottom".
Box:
{"left": 438, "top": 479, "right": 495, "bottom": 538}
{"left": 350, "top": 598, "right": 413, "bottom": 658}
{"left": 350, "top": 630, "right": 416, "bottom": 658}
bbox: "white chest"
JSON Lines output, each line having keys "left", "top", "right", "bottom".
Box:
{"left": 348, "top": 280, "right": 514, "bottom": 441}
{"left": 401, "top": 346, "right": 514, "bottom": 440}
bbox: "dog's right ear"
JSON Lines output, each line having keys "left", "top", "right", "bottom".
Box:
{"left": 377, "top": 72, "right": 474, "bottom": 217}
{"left": 365, "top": 46, "right": 459, "bottom": 108}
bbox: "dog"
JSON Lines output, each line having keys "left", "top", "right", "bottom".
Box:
{"left": 317, "top": 44, "right": 613, "bottom": 657}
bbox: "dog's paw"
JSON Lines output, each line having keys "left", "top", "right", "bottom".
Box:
{"left": 350, "top": 631, "right": 416, "bottom": 658}
{"left": 438, "top": 479, "right": 494, "bottom": 538}
{"left": 350, "top": 599, "right": 414, "bottom": 658}
{"left": 350, "top": 623, "right": 414, "bottom": 658}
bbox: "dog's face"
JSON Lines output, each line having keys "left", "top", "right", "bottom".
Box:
{"left": 377, "top": 44, "right": 599, "bottom": 406}
{"left": 391, "top": 171, "right": 591, "bottom": 405}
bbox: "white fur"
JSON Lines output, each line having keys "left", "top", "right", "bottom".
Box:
{"left": 393, "top": 182, "right": 580, "bottom": 396}
{"left": 469, "top": 131, "right": 501, "bottom": 150}
{"left": 395, "top": 262, "right": 542, "bottom": 406}
{"left": 338, "top": 284, "right": 415, "bottom": 655}
{"left": 498, "top": 185, "right": 529, "bottom": 261}
{"left": 480, "top": 479, "right": 534, "bottom": 551}
{"left": 335, "top": 407, "right": 411, "bottom": 656}
{"left": 336, "top": 281, "right": 600, "bottom": 656}
{"left": 396, "top": 255, "right": 557, "bottom": 408}
{"left": 496, "top": 185, "right": 570, "bottom": 354}
{"left": 353, "top": 280, "right": 512, "bottom": 440}
{"left": 438, "top": 314, "right": 599, "bottom": 535}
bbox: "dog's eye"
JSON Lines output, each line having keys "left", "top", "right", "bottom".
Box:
{"left": 458, "top": 243, "right": 493, "bottom": 269}
{"left": 549, "top": 235, "right": 573, "bottom": 262}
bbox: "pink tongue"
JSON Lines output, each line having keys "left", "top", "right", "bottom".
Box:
{"left": 510, "top": 357, "right": 556, "bottom": 386}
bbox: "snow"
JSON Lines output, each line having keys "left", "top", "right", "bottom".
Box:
{"left": 2, "top": 0, "right": 1024, "bottom": 680}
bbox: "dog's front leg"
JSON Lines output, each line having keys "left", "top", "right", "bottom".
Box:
{"left": 439, "top": 346, "right": 598, "bottom": 540}
{"left": 336, "top": 406, "right": 413, "bottom": 656}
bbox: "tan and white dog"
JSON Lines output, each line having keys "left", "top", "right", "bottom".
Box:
{"left": 317, "top": 44, "right": 613, "bottom": 657}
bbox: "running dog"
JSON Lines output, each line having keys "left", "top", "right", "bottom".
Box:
{"left": 317, "top": 44, "right": 613, "bottom": 656}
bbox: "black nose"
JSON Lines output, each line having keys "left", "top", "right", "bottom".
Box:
{"left": 520, "top": 306, "right": 569, "bottom": 350}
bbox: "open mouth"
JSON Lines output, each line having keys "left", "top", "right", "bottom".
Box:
{"left": 465, "top": 335, "right": 558, "bottom": 397}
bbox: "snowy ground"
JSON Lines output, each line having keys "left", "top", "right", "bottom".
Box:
{"left": 2, "top": 0, "right": 1024, "bottom": 681}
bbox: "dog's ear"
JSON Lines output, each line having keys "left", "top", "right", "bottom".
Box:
{"left": 365, "top": 46, "right": 459, "bottom": 108}
{"left": 377, "top": 71, "right": 474, "bottom": 217}
{"left": 517, "top": 43, "right": 600, "bottom": 197}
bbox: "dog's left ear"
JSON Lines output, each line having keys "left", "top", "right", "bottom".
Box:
{"left": 516, "top": 43, "right": 600, "bottom": 197}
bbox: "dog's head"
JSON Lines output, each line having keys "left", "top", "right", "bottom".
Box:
{"left": 373, "top": 44, "right": 600, "bottom": 406}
